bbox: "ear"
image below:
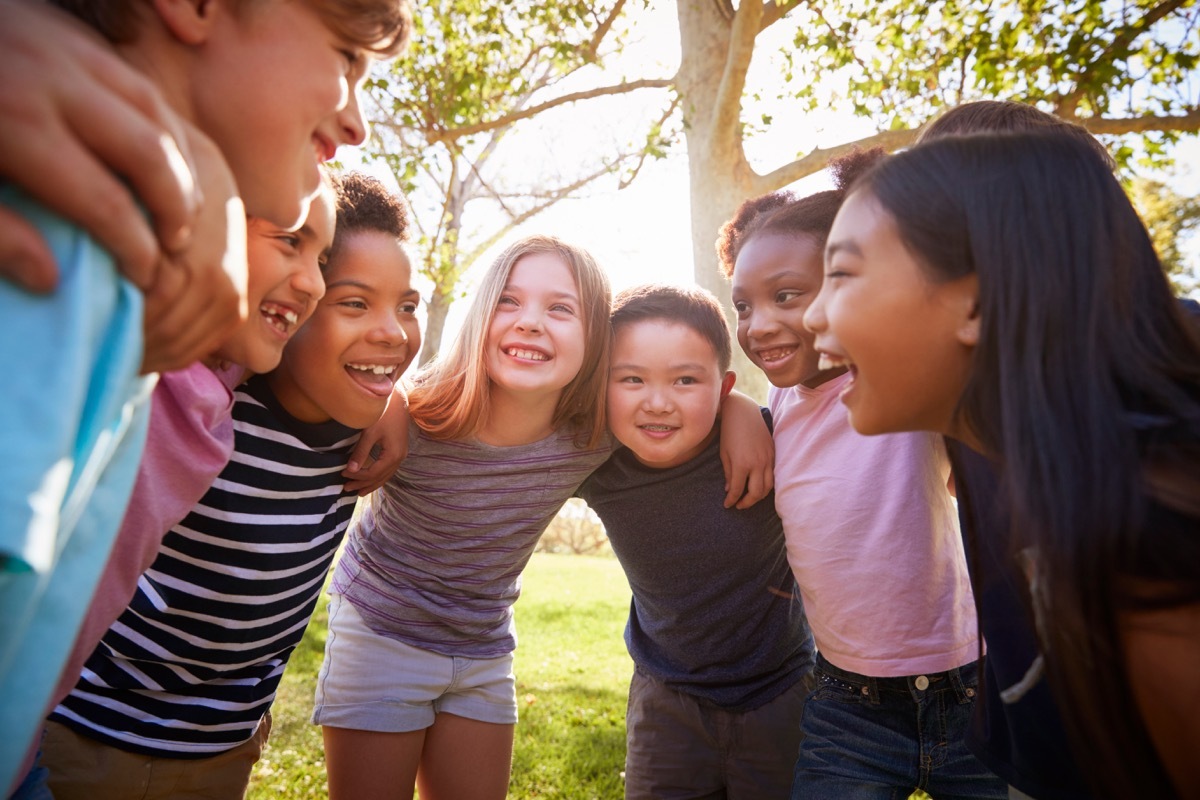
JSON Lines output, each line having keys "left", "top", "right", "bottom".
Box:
{"left": 952, "top": 274, "right": 980, "bottom": 348}
{"left": 719, "top": 371, "right": 737, "bottom": 402}
{"left": 153, "top": 0, "right": 220, "bottom": 45}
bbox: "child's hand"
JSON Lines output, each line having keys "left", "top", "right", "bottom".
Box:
{"left": 719, "top": 390, "right": 775, "bottom": 509}
{"left": 141, "top": 127, "right": 247, "bottom": 374}
{"left": 343, "top": 385, "right": 411, "bottom": 495}
{"left": 0, "top": 0, "right": 201, "bottom": 292}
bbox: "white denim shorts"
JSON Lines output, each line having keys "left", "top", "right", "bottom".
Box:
{"left": 311, "top": 593, "right": 518, "bottom": 732}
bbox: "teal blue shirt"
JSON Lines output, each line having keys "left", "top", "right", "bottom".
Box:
{"left": 0, "top": 187, "right": 153, "bottom": 790}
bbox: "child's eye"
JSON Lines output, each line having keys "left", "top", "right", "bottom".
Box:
{"left": 497, "top": 295, "right": 518, "bottom": 308}
{"left": 550, "top": 303, "right": 575, "bottom": 315}
{"left": 733, "top": 301, "right": 750, "bottom": 318}
{"left": 775, "top": 290, "right": 801, "bottom": 304}
{"left": 340, "top": 299, "right": 367, "bottom": 310}
{"left": 399, "top": 302, "right": 419, "bottom": 315}
{"left": 278, "top": 234, "right": 301, "bottom": 250}
{"left": 676, "top": 376, "right": 698, "bottom": 386}
{"left": 619, "top": 376, "right": 643, "bottom": 385}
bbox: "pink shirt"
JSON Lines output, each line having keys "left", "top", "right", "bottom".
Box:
{"left": 50, "top": 362, "right": 240, "bottom": 706}
{"left": 769, "top": 373, "right": 978, "bottom": 677}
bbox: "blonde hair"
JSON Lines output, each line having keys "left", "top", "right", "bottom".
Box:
{"left": 409, "top": 235, "right": 612, "bottom": 447}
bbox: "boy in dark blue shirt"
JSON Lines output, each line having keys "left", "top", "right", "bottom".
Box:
{"left": 577, "top": 283, "right": 814, "bottom": 799}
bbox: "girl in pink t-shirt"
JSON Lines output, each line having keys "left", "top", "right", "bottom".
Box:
{"left": 716, "top": 150, "right": 1004, "bottom": 799}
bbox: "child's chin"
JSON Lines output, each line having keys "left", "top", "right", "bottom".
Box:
{"left": 338, "top": 401, "right": 389, "bottom": 431}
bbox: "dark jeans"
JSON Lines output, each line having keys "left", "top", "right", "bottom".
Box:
{"left": 791, "top": 653, "right": 1005, "bottom": 800}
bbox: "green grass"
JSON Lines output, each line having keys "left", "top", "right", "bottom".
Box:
{"left": 247, "top": 552, "right": 932, "bottom": 799}
{"left": 247, "top": 552, "right": 633, "bottom": 799}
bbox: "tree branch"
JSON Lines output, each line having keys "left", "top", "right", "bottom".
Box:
{"left": 1080, "top": 108, "right": 1200, "bottom": 136}
{"left": 760, "top": 0, "right": 805, "bottom": 32}
{"left": 1055, "top": 0, "right": 1189, "bottom": 116}
{"left": 428, "top": 78, "right": 674, "bottom": 142}
{"left": 711, "top": 0, "right": 763, "bottom": 140}
{"left": 581, "top": 0, "right": 627, "bottom": 63}
{"left": 618, "top": 96, "right": 682, "bottom": 190}
{"left": 753, "top": 128, "right": 919, "bottom": 193}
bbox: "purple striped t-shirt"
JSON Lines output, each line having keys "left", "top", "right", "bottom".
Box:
{"left": 331, "top": 422, "right": 612, "bottom": 658}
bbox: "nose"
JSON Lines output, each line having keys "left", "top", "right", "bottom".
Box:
{"left": 370, "top": 310, "right": 410, "bottom": 347}
{"left": 294, "top": 255, "right": 326, "bottom": 305}
{"left": 336, "top": 81, "right": 369, "bottom": 147}
{"left": 744, "top": 306, "right": 778, "bottom": 340}
{"left": 642, "top": 385, "right": 674, "bottom": 413}
{"left": 514, "top": 306, "right": 543, "bottom": 333}
{"left": 804, "top": 284, "right": 829, "bottom": 334}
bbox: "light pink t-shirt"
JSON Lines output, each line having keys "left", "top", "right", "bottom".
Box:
{"left": 769, "top": 373, "right": 978, "bottom": 677}
{"left": 50, "top": 362, "right": 241, "bottom": 706}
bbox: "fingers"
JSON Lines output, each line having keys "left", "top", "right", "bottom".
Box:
{"left": 734, "top": 463, "right": 774, "bottom": 510}
{"left": 723, "top": 458, "right": 749, "bottom": 509}
{"left": 0, "top": 0, "right": 199, "bottom": 288}
{"left": 0, "top": 206, "right": 58, "bottom": 293}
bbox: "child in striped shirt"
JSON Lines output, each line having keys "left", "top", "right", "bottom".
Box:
{"left": 41, "top": 173, "right": 421, "bottom": 800}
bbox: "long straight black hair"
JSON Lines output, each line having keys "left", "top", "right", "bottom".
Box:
{"left": 853, "top": 131, "right": 1200, "bottom": 798}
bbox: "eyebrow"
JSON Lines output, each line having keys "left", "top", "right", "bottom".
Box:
{"left": 325, "top": 278, "right": 421, "bottom": 296}
{"left": 611, "top": 361, "right": 710, "bottom": 372}
{"left": 825, "top": 239, "right": 863, "bottom": 260}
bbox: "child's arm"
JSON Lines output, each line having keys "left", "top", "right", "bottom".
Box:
{"left": 719, "top": 389, "right": 775, "bottom": 510}
{"left": 0, "top": 0, "right": 245, "bottom": 374}
{"left": 342, "top": 384, "right": 411, "bottom": 495}
{"left": 0, "top": 0, "right": 200, "bottom": 292}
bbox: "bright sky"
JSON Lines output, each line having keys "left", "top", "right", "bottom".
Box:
{"left": 351, "top": 1, "right": 1200, "bottom": 345}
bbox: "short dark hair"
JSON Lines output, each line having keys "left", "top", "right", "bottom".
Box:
{"left": 716, "top": 148, "right": 886, "bottom": 278}
{"left": 611, "top": 284, "right": 732, "bottom": 373}
{"left": 329, "top": 171, "right": 411, "bottom": 258}
{"left": 919, "top": 100, "right": 1115, "bottom": 169}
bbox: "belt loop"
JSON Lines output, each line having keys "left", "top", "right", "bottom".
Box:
{"left": 864, "top": 674, "right": 880, "bottom": 704}
{"left": 948, "top": 662, "right": 976, "bottom": 704}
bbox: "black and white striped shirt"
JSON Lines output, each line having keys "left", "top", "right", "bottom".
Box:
{"left": 51, "top": 375, "right": 359, "bottom": 757}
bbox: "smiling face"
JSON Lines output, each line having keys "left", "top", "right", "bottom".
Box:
{"left": 268, "top": 230, "right": 421, "bottom": 429}
{"left": 192, "top": 0, "right": 372, "bottom": 229}
{"left": 607, "top": 319, "right": 734, "bottom": 469}
{"left": 730, "top": 232, "right": 842, "bottom": 389}
{"left": 804, "top": 190, "right": 979, "bottom": 437}
{"left": 215, "top": 186, "right": 333, "bottom": 374}
{"left": 484, "top": 252, "right": 586, "bottom": 405}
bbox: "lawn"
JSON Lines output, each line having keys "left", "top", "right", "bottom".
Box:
{"left": 246, "top": 551, "right": 933, "bottom": 800}
{"left": 247, "top": 552, "right": 633, "bottom": 799}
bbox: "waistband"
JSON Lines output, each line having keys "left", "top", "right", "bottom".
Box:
{"left": 814, "top": 651, "right": 979, "bottom": 704}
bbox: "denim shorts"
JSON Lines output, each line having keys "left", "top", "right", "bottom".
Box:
{"left": 791, "top": 653, "right": 1006, "bottom": 800}
{"left": 311, "top": 593, "right": 518, "bottom": 732}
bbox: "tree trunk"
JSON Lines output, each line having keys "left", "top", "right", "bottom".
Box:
{"left": 675, "top": 0, "right": 767, "bottom": 400}
{"left": 419, "top": 290, "right": 451, "bottom": 366}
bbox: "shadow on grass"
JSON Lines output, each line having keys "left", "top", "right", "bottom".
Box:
{"left": 511, "top": 682, "right": 627, "bottom": 799}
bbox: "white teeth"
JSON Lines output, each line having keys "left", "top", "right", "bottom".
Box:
{"left": 260, "top": 304, "right": 298, "bottom": 329}
{"left": 641, "top": 424, "right": 673, "bottom": 432}
{"left": 348, "top": 363, "right": 395, "bottom": 376}
{"left": 506, "top": 347, "right": 548, "bottom": 361}
{"left": 817, "top": 353, "right": 847, "bottom": 371}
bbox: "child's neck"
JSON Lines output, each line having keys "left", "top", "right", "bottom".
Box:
{"left": 476, "top": 387, "right": 559, "bottom": 447}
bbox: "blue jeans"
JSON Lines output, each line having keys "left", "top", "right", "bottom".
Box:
{"left": 791, "top": 654, "right": 1005, "bottom": 800}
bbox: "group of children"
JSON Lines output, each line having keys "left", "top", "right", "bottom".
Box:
{"left": 2, "top": 0, "right": 1198, "bottom": 797}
